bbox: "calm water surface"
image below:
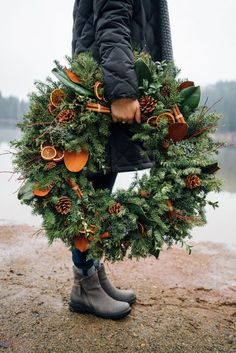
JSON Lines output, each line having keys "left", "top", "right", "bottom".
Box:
{"left": 0, "top": 128, "right": 235, "bottom": 246}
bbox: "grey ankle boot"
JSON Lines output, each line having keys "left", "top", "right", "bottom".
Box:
{"left": 97, "top": 264, "right": 136, "bottom": 304}
{"left": 69, "top": 266, "right": 131, "bottom": 320}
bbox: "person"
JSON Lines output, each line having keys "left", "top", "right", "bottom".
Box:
{"left": 69, "top": 0, "right": 173, "bottom": 319}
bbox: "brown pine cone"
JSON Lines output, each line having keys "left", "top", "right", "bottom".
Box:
{"left": 123, "top": 240, "right": 131, "bottom": 250}
{"left": 55, "top": 196, "right": 71, "bottom": 215}
{"left": 139, "top": 190, "right": 150, "bottom": 198}
{"left": 58, "top": 109, "right": 75, "bottom": 124}
{"left": 160, "top": 84, "right": 171, "bottom": 97}
{"left": 108, "top": 202, "right": 121, "bottom": 215}
{"left": 139, "top": 96, "right": 157, "bottom": 121}
{"left": 43, "top": 161, "right": 57, "bottom": 171}
{"left": 186, "top": 175, "right": 201, "bottom": 189}
{"left": 162, "top": 139, "right": 170, "bottom": 149}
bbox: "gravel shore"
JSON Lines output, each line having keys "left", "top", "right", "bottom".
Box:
{"left": 0, "top": 225, "right": 236, "bottom": 353}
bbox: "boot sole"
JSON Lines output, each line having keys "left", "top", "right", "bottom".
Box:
{"left": 69, "top": 302, "right": 131, "bottom": 320}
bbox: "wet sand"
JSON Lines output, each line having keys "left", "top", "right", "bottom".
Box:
{"left": 0, "top": 225, "right": 236, "bottom": 353}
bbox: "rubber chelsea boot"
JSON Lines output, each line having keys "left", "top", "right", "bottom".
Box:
{"left": 69, "top": 266, "right": 131, "bottom": 320}
{"left": 97, "top": 264, "right": 136, "bottom": 304}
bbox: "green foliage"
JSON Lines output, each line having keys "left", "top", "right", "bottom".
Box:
{"left": 11, "top": 52, "right": 223, "bottom": 262}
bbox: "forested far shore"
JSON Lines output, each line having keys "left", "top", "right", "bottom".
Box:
{"left": 0, "top": 92, "right": 28, "bottom": 126}
{"left": 0, "top": 80, "right": 236, "bottom": 132}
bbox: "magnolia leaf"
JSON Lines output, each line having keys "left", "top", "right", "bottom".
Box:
{"left": 52, "top": 68, "right": 94, "bottom": 97}
{"left": 134, "top": 58, "right": 152, "bottom": 88}
{"left": 180, "top": 86, "right": 201, "bottom": 111}
{"left": 202, "top": 162, "right": 220, "bottom": 174}
{"left": 18, "top": 180, "right": 34, "bottom": 202}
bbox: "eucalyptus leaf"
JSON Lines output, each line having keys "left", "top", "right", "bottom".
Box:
{"left": 18, "top": 180, "right": 34, "bottom": 202}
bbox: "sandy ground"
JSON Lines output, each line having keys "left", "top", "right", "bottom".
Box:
{"left": 0, "top": 225, "right": 236, "bottom": 353}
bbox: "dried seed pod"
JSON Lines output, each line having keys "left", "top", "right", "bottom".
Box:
{"left": 64, "top": 149, "right": 89, "bottom": 172}
{"left": 43, "top": 161, "right": 57, "bottom": 171}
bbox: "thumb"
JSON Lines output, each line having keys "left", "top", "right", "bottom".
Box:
{"left": 135, "top": 106, "right": 141, "bottom": 124}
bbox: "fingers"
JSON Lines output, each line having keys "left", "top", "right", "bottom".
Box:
{"left": 111, "top": 114, "right": 133, "bottom": 124}
{"left": 111, "top": 99, "right": 140, "bottom": 124}
{"left": 135, "top": 107, "right": 141, "bottom": 124}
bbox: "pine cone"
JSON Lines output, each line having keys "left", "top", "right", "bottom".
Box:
{"left": 160, "top": 84, "right": 171, "bottom": 97}
{"left": 58, "top": 109, "right": 75, "bottom": 124}
{"left": 139, "top": 96, "right": 157, "bottom": 121}
{"left": 108, "top": 202, "right": 121, "bottom": 215}
{"left": 44, "top": 161, "right": 57, "bottom": 171}
{"left": 55, "top": 196, "right": 71, "bottom": 214}
{"left": 139, "top": 190, "right": 150, "bottom": 198}
{"left": 123, "top": 240, "right": 131, "bottom": 250}
{"left": 162, "top": 139, "right": 170, "bottom": 149}
{"left": 186, "top": 175, "right": 201, "bottom": 189}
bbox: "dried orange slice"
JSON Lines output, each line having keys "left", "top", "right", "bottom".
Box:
{"left": 48, "top": 102, "right": 58, "bottom": 116}
{"left": 156, "top": 112, "right": 175, "bottom": 125}
{"left": 33, "top": 183, "right": 54, "bottom": 197}
{"left": 74, "top": 236, "right": 90, "bottom": 252}
{"left": 64, "top": 67, "right": 82, "bottom": 84}
{"left": 41, "top": 146, "right": 57, "bottom": 161}
{"left": 52, "top": 147, "right": 64, "bottom": 162}
{"left": 50, "top": 89, "right": 65, "bottom": 108}
{"left": 94, "top": 81, "right": 105, "bottom": 101}
{"left": 64, "top": 149, "right": 89, "bottom": 172}
{"left": 100, "top": 231, "right": 111, "bottom": 239}
{"left": 146, "top": 116, "right": 158, "bottom": 127}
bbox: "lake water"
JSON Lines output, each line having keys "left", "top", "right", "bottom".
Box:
{"left": 0, "top": 127, "right": 236, "bottom": 247}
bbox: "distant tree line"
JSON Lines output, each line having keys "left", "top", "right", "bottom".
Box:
{"left": 0, "top": 81, "right": 235, "bottom": 132}
{"left": 0, "top": 92, "right": 28, "bottom": 127}
{"left": 202, "top": 81, "right": 236, "bottom": 132}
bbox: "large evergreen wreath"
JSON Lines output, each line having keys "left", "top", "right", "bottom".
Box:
{"left": 12, "top": 51, "right": 222, "bottom": 261}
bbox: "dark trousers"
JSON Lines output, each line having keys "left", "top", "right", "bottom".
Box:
{"left": 71, "top": 172, "right": 118, "bottom": 271}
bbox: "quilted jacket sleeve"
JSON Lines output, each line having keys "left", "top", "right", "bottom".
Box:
{"left": 93, "top": 0, "right": 139, "bottom": 103}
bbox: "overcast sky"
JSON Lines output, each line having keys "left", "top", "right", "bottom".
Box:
{"left": 0, "top": 0, "right": 236, "bottom": 100}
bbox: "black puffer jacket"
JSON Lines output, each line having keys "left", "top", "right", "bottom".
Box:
{"left": 72, "top": 0, "right": 173, "bottom": 173}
